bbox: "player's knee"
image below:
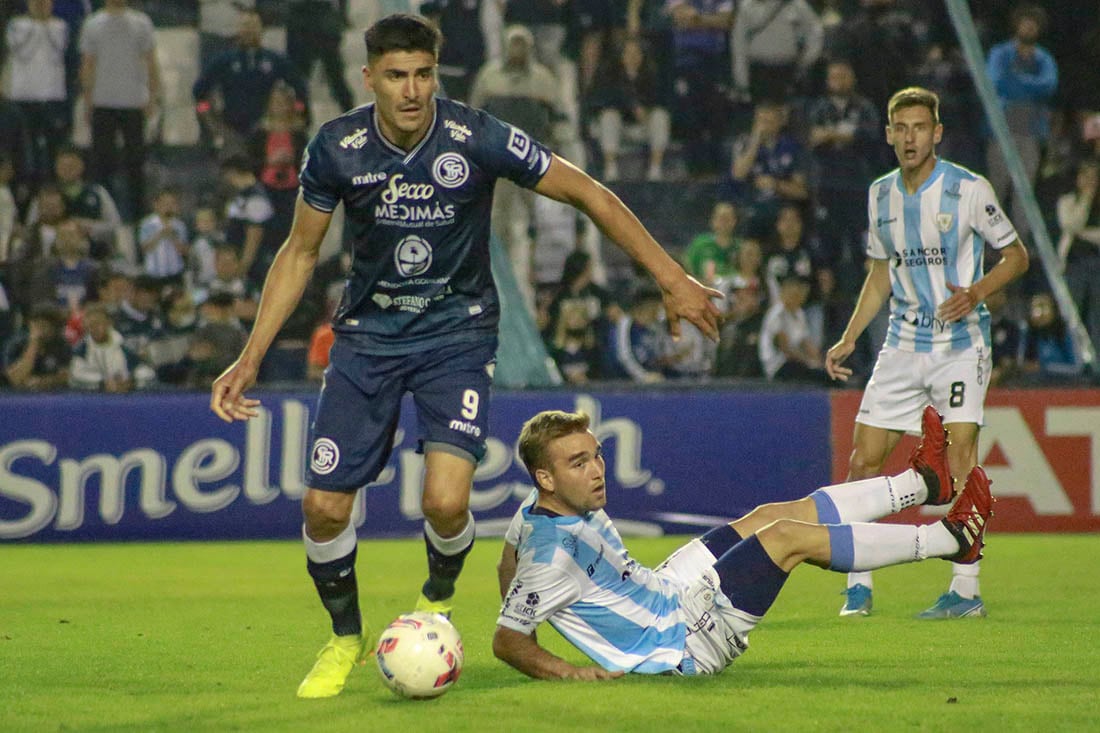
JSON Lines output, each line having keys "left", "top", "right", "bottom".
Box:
{"left": 755, "top": 519, "right": 805, "bottom": 568}
{"left": 421, "top": 490, "right": 469, "bottom": 526}
{"left": 302, "top": 492, "right": 353, "bottom": 538}
{"left": 848, "top": 448, "right": 884, "bottom": 479}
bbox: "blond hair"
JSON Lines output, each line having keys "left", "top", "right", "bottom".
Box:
{"left": 887, "top": 86, "right": 940, "bottom": 126}
{"left": 517, "top": 411, "right": 591, "bottom": 487}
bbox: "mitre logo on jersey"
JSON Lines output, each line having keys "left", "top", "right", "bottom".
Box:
{"left": 432, "top": 153, "right": 469, "bottom": 188}
{"left": 506, "top": 127, "right": 531, "bottom": 159}
{"left": 936, "top": 213, "right": 954, "bottom": 232}
{"left": 394, "top": 234, "right": 433, "bottom": 277}
{"left": 339, "top": 128, "right": 369, "bottom": 150}
{"left": 352, "top": 171, "right": 387, "bottom": 186}
{"left": 310, "top": 438, "right": 340, "bottom": 475}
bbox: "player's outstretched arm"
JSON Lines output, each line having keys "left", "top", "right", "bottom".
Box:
{"left": 492, "top": 625, "right": 624, "bottom": 681}
{"left": 210, "top": 196, "right": 332, "bottom": 423}
{"left": 825, "top": 257, "right": 891, "bottom": 381}
{"left": 533, "top": 155, "right": 723, "bottom": 341}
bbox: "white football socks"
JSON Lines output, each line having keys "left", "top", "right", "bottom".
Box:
{"left": 949, "top": 561, "right": 981, "bottom": 598}
{"left": 832, "top": 522, "right": 961, "bottom": 571}
{"left": 813, "top": 469, "right": 927, "bottom": 524}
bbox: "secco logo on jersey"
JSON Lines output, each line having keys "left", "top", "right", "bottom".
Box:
{"left": 380, "top": 174, "right": 435, "bottom": 204}
{"left": 311, "top": 438, "right": 340, "bottom": 475}
{"left": 394, "top": 235, "right": 433, "bottom": 277}
{"left": 432, "top": 153, "right": 469, "bottom": 188}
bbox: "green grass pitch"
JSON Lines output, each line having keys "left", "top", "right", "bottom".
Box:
{"left": 2, "top": 534, "right": 1098, "bottom": 732}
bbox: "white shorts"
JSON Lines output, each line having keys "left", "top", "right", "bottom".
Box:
{"left": 656, "top": 539, "right": 761, "bottom": 675}
{"left": 858, "top": 344, "right": 991, "bottom": 432}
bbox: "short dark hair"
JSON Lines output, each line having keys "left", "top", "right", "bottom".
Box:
{"left": 518, "top": 411, "right": 591, "bottom": 488}
{"left": 364, "top": 13, "right": 440, "bottom": 62}
{"left": 1011, "top": 4, "right": 1047, "bottom": 34}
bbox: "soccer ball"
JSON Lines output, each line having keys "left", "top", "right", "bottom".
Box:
{"left": 375, "top": 611, "right": 464, "bottom": 699}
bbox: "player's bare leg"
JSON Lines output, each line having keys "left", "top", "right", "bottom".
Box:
{"left": 298, "top": 488, "right": 370, "bottom": 698}
{"left": 416, "top": 450, "right": 477, "bottom": 618}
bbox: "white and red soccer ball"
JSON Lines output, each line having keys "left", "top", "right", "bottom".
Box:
{"left": 375, "top": 611, "right": 463, "bottom": 699}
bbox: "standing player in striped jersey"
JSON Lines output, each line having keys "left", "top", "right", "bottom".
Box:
{"left": 825, "top": 87, "right": 1029, "bottom": 619}
{"left": 209, "top": 13, "right": 722, "bottom": 698}
{"left": 494, "top": 408, "right": 993, "bottom": 678}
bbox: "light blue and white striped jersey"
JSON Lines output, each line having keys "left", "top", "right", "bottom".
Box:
{"left": 866, "top": 158, "right": 1018, "bottom": 352}
{"left": 497, "top": 491, "right": 687, "bottom": 674}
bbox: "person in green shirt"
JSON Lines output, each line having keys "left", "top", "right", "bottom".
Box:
{"left": 683, "top": 201, "right": 742, "bottom": 286}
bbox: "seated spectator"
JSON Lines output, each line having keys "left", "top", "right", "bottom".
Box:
{"left": 714, "top": 276, "right": 764, "bottom": 378}
{"left": 549, "top": 298, "right": 600, "bottom": 385}
{"left": 729, "top": 236, "right": 765, "bottom": 306}
{"left": 542, "top": 249, "right": 608, "bottom": 346}
{"left": 149, "top": 287, "right": 200, "bottom": 384}
{"left": 138, "top": 187, "right": 189, "bottom": 288}
{"left": 192, "top": 9, "right": 308, "bottom": 153}
{"left": 184, "top": 291, "right": 248, "bottom": 388}
{"left": 602, "top": 285, "right": 666, "bottom": 383}
{"left": 1020, "top": 292, "right": 1082, "bottom": 382}
{"left": 759, "top": 272, "right": 828, "bottom": 384}
{"left": 20, "top": 183, "right": 67, "bottom": 260}
{"left": 763, "top": 204, "right": 817, "bottom": 305}
{"left": 587, "top": 36, "right": 670, "bottom": 182}
{"left": 728, "top": 100, "right": 809, "bottom": 238}
{"left": 1056, "top": 158, "right": 1100, "bottom": 357}
{"left": 188, "top": 204, "right": 223, "bottom": 292}
{"left": 36, "top": 218, "right": 101, "bottom": 313}
{"left": 2, "top": 301, "right": 71, "bottom": 390}
{"left": 221, "top": 154, "right": 276, "bottom": 290}
{"left": 195, "top": 243, "right": 260, "bottom": 325}
{"left": 69, "top": 301, "right": 154, "bottom": 392}
{"left": 732, "top": 0, "right": 824, "bottom": 103}
{"left": 663, "top": 319, "right": 714, "bottom": 379}
{"left": 247, "top": 81, "right": 308, "bottom": 240}
{"left": 682, "top": 201, "right": 742, "bottom": 286}
{"left": 113, "top": 273, "right": 165, "bottom": 361}
{"left": 27, "top": 146, "right": 121, "bottom": 261}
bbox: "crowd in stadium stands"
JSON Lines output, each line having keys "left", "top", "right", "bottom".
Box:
{"left": 0, "top": 0, "right": 1097, "bottom": 393}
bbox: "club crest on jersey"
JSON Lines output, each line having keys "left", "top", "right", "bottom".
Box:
{"left": 506, "top": 127, "right": 531, "bottom": 160}
{"left": 339, "top": 128, "right": 369, "bottom": 150}
{"left": 936, "top": 213, "right": 954, "bottom": 232}
{"left": 432, "top": 153, "right": 469, "bottom": 188}
{"left": 394, "top": 234, "right": 433, "bottom": 277}
{"left": 311, "top": 438, "right": 340, "bottom": 475}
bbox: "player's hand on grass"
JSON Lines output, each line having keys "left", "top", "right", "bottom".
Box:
{"left": 825, "top": 339, "right": 855, "bottom": 382}
{"left": 663, "top": 275, "right": 724, "bottom": 342}
{"left": 937, "top": 282, "right": 978, "bottom": 323}
{"left": 563, "top": 666, "right": 625, "bottom": 681}
{"left": 210, "top": 359, "right": 262, "bottom": 423}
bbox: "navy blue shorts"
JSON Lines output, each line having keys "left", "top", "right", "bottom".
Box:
{"left": 306, "top": 337, "right": 497, "bottom": 492}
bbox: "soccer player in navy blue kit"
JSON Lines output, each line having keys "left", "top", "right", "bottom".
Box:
{"left": 209, "top": 14, "right": 723, "bottom": 698}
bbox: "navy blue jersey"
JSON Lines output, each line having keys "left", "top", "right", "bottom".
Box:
{"left": 300, "top": 97, "right": 553, "bottom": 355}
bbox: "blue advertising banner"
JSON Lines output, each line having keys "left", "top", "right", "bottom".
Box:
{"left": 0, "top": 390, "right": 832, "bottom": 542}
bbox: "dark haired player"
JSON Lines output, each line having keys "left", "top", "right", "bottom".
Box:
{"left": 209, "top": 13, "right": 722, "bottom": 698}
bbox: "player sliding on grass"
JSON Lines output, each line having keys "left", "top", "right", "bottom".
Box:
{"left": 494, "top": 406, "right": 993, "bottom": 678}
{"left": 209, "top": 13, "right": 721, "bottom": 698}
